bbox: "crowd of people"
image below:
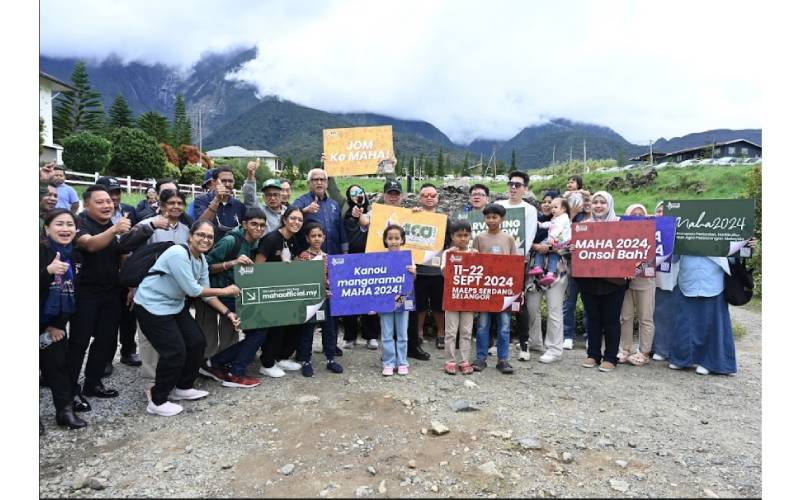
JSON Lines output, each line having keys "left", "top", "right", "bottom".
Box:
{"left": 38, "top": 159, "right": 750, "bottom": 431}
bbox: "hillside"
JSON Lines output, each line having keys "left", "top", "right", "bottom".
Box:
{"left": 652, "top": 128, "right": 762, "bottom": 152}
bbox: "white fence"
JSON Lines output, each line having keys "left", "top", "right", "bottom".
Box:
{"left": 64, "top": 171, "right": 239, "bottom": 199}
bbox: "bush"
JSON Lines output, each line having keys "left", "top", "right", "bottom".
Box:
{"left": 62, "top": 132, "right": 112, "bottom": 174}
{"left": 108, "top": 127, "right": 166, "bottom": 179}
{"left": 160, "top": 143, "right": 180, "bottom": 167}
{"left": 163, "top": 161, "right": 181, "bottom": 181}
{"left": 180, "top": 164, "right": 206, "bottom": 186}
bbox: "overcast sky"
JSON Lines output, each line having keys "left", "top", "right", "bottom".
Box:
{"left": 40, "top": 0, "right": 762, "bottom": 145}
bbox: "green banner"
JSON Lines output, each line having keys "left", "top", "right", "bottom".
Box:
{"left": 663, "top": 199, "right": 755, "bottom": 256}
{"left": 234, "top": 260, "right": 326, "bottom": 330}
{"left": 455, "top": 206, "right": 526, "bottom": 254}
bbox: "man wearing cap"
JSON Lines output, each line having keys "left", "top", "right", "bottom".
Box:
{"left": 186, "top": 169, "right": 216, "bottom": 220}
{"left": 95, "top": 176, "right": 143, "bottom": 370}
{"left": 193, "top": 166, "right": 247, "bottom": 241}
{"left": 243, "top": 160, "right": 283, "bottom": 231}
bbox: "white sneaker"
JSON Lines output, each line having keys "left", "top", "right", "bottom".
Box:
{"left": 668, "top": 363, "right": 681, "bottom": 370}
{"left": 277, "top": 359, "right": 302, "bottom": 371}
{"left": 562, "top": 339, "right": 574, "bottom": 350}
{"left": 367, "top": 339, "right": 379, "bottom": 350}
{"left": 147, "top": 400, "right": 183, "bottom": 417}
{"left": 652, "top": 353, "right": 666, "bottom": 361}
{"left": 488, "top": 346, "right": 497, "bottom": 356}
{"left": 169, "top": 388, "right": 209, "bottom": 401}
{"left": 259, "top": 365, "right": 286, "bottom": 378}
{"left": 343, "top": 340, "right": 355, "bottom": 349}
{"left": 518, "top": 349, "right": 531, "bottom": 361}
{"left": 695, "top": 365, "right": 710, "bottom": 375}
{"left": 538, "top": 353, "right": 560, "bottom": 364}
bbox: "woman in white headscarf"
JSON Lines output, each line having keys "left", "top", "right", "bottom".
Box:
{"left": 572, "top": 191, "right": 628, "bottom": 372}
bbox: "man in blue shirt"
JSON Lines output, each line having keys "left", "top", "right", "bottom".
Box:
{"left": 192, "top": 166, "right": 246, "bottom": 241}
{"left": 291, "top": 168, "right": 348, "bottom": 255}
{"left": 50, "top": 165, "right": 80, "bottom": 213}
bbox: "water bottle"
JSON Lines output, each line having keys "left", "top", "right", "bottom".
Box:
{"left": 39, "top": 331, "right": 53, "bottom": 350}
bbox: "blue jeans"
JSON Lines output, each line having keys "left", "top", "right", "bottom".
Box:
{"left": 533, "top": 252, "right": 560, "bottom": 274}
{"left": 299, "top": 301, "right": 337, "bottom": 362}
{"left": 476, "top": 312, "right": 510, "bottom": 361}
{"left": 562, "top": 276, "right": 588, "bottom": 341}
{"left": 379, "top": 311, "right": 409, "bottom": 368}
{"left": 210, "top": 328, "right": 267, "bottom": 376}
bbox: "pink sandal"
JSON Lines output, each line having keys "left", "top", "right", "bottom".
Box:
{"left": 444, "top": 361, "right": 458, "bottom": 375}
{"left": 617, "top": 350, "right": 630, "bottom": 364}
{"left": 627, "top": 352, "right": 649, "bottom": 366}
{"left": 459, "top": 361, "right": 474, "bottom": 375}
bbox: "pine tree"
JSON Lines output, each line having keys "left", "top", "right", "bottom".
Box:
{"left": 511, "top": 148, "right": 517, "bottom": 171}
{"left": 461, "top": 153, "right": 469, "bottom": 176}
{"left": 53, "top": 60, "right": 106, "bottom": 143}
{"left": 138, "top": 111, "right": 169, "bottom": 143}
{"left": 108, "top": 94, "right": 133, "bottom": 130}
{"left": 445, "top": 155, "right": 452, "bottom": 175}
{"left": 436, "top": 149, "right": 445, "bottom": 177}
{"left": 424, "top": 156, "right": 434, "bottom": 177}
{"left": 170, "top": 95, "right": 192, "bottom": 147}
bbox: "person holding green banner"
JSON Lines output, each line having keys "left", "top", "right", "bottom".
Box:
{"left": 133, "top": 220, "right": 242, "bottom": 417}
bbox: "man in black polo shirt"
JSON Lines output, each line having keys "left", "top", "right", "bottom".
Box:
{"left": 96, "top": 176, "right": 143, "bottom": 370}
{"left": 71, "top": 185, "right": 134, "bottom": 401}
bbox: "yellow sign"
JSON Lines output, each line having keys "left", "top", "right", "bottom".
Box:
{"left": 323, "top": 125, "right": 394, "bottom": 177}
{"left": 365, "top": 204, "right": 448, "bottom": 265}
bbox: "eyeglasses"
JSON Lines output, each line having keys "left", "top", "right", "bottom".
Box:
{"left": 350, "top": 188, "right": 364, "bottom": 195}
{"left": 264, "top": 192, "right": 281, "bottom": 198}
{"left": 507, "top": 181, "right": 525, "bottom": 189}
{"left": 471, "top": 192, "right": 487, "bottom": 197}
{"left": 420, "top": 193, "right": 438, "bottom": 198}
{"left": 247, "top": 222, "right": 267, "bottom": 228}
{"left": 310, "top": 178, "right": 327, "bottom": 183}
{"left": 194, "top": 232, "right": 214, "bottom": 240}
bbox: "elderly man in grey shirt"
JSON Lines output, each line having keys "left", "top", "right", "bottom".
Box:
{"left": 243, "top": 160, "right": 283, "bottom": 232}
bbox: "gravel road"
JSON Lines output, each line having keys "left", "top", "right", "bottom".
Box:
{"left": 39, "top": 305, "right": 761, "bottom": 498}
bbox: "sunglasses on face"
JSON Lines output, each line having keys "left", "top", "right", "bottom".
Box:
{"left": 351, "top": 188, "right": 364, "bottom": 196}
{"left": 420, "top": 193, "right": 438, "bottom": 199}
{"left": 507, "top": 181, "right": 525, "bottom": 189}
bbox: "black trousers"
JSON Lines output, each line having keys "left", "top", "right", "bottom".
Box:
{"left": 40, "top": 338, "right": 72, "bottom": 412}
{"left": 260, "top": 325, "right": 300, "bottom": 368}
{"left": 406, "top": 312, "right": 422, "bottom": 351}
{"left": 516, "top": 306, "right": 530, "bottom": 348}
{"left": 134, "top": 304, "right": 206, "bottom": 405}
{"left": 343, "top": 314, "right": 379, "bottom": 341}
{"left": 582, "top": 288, "right": 626, "bottom": 364}
{"left": 115, "top": 288, "right": 138, "bottom": 358}
{"left": 69, "top": 288, "right": 121, "bottom": 394}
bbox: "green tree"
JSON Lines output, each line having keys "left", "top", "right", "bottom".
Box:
{"left": 53, "top": 60, "right": 106, "bottom": 143}
{"left": 461, "top": 153, "right": 470, "bottom": 176}
{"left": 62, "top": 132, "right": 112, "bottom": 174}
{"left": 137, "top": 111, "right": 169, "bottom": 143}
{"left": 445, "top": 155, "right": 452, "bottom": 175}
{"left": 180, "top": 164, "right": 206, "bottom": 186}
{"left": 436, "top": 149, "right": 445, "bottom": 177}
{"left": 511, "top": 148, "right": 517, "bottom": 171}
{"left": 424, "top": 156, "right": 434, "bottom": 177}
{"left": 283, "top": 156, "right": 298, "bottom": 183}
{"left": 170, "top": 95, "right": 192, "bottom": 148}
{"left": 107, "top": 94, "right": 133, "bottom": 130}
{"left": 162, "top": 161, "right": 182, "bottom": 181}
{"left": 108, "top": 127, "right": 166, "bottom": 179}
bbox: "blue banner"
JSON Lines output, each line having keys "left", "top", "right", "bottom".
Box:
{"left": 328, "top": 251, "right": 416, "bottom": 316}
{"left": 620, "top": 215, "right": 677, "bottom": 272}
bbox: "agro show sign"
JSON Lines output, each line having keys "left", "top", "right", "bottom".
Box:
{"left": 443, "top": 251, "right": 525, "bottom": 312}
{"left": 662, "top": 199, "right": 755, "bottom": 256}
{"left": 365, "top": 204, "right": 448, "bottom": 265}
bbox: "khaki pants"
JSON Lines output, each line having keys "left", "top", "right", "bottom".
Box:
{"left": 620, "top": 280, "right": 656, "bottom": 354}
{"left": 525, "top": 276, "right": 568, "bottom": 357}
{"left": 194, "top": 299, "right": 239, "bottom": 359}
{"left": 444, "top": 311, "right": 473, "bottom": 363}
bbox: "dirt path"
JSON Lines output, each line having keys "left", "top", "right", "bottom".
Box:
{"left": 40, "top": 305, "right": 761, "bottom": 498}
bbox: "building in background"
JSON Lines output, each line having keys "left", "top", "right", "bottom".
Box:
{"left": 39, "top": 71, "right": 76, "bottom": 165}
{"left": 206, "top": 145, "right": 283, "bottom": 173}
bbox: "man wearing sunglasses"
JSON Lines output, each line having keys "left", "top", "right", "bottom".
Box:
{"left": 496, "top": 171, "right": 540, "bottom": 361}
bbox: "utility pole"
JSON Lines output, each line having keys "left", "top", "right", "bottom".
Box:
{"left": 649, "top": 139, "right": 653, "bottom": 165}
{"left": 583, "top": 139, "right": 587, "bottom": 173}
{"left": 552, "top": 144, "right": 556, "bottom": 165}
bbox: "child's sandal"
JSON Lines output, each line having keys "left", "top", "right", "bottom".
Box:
{"left": 627, "top": 352, "right": 649, "bottom": 366}
{"left": 444, "top": 361, "right": 458, "bottom": 375}
{"left": 459, "top": 361, "right": 473, "bottom": 375}
{"left": 617, "top": 350, "right": 630, "bottom": 364}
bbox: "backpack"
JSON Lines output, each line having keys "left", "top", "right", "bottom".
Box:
{"left": 119, "top": 241, "right": 190, "bottom": 288}
{"left": 724, "top": 257, "right": 754, "bottom": 306}
{"left": 222, "top": 231, "right": 247, "bottom": 263}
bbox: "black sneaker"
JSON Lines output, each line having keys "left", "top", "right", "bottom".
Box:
{"left": 496, "top": 361, "right": 514, "bottom": 374}
{"left": 408, "top": 346, "right": 431, "bottom": 361}
{"left": 326, "top": 360, "right": 344, "bottom": 374}
{"left": 471, "top": 359, "right": 487, "bottom": 372}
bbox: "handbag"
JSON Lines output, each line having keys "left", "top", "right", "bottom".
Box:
{"left": 723, "top": 257, "right": 754, "bottom": 306}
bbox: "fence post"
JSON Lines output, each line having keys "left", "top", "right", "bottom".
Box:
{"left": 191, "top": 184, "right": 196, "bottom": 198}
{"left": 126, "top": 175, "right": 132, "bottom": 194}
{"left": 94, "top": 172, "right": 99, "bottom": 183}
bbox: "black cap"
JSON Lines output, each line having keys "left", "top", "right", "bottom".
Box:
{"left": 96, "top": 176, "right": 122, "bottom": 192}
{"left": 383, "top": 180, "right": 402, "bottom": 194}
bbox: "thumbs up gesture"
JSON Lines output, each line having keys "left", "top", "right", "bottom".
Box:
{"left": 113, "top": 213, "right": 132, "bottom": 234}
{"left": 247, "top": 158, "right": 260, "bottom": 179}
{"left": 47, "top": 251, "right": 69, "bottom": 276}
{"left": 305, "top": 197, "right": 320, "bottom": 214}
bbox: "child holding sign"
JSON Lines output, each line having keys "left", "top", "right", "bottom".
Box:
{"left": 440, "top": 221, "right": 477, "bottom": 375}
{"left": 379, "top": 225, "right": 417, "bottom": 376}
{"left": 529, "top": 197, "right": 572, "bottom": 286}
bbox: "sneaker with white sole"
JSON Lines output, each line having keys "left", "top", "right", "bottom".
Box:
{"left": 695, "top": 365, "right": 710, "bottom": 375}
{"left": 668, "top": 363, "right": 682, "bottom": 370}
{"left": 343, "top": 340, "right": 355, "bottom": 349}
{"left": 518, "top": 348, "right": 531, "bottom": 361}
{"left": 169, "top": 388, "right": 209, "bottom": 400}
{"left": 277, "top": 359, "right": 302, "bottom": 371}
{"left": 488, "top": 346, "right": 497, "bottom": 356}
{"left": 147, "top": 400, "right": 183, "bottom": 416}
{"left": 259, "top": 365, "right": 286, "bottom": 378}
{"left": 652, "top": 353, "right": 666, "bottom": 361}
{"left": 562, "top": 339, "right": 574, "bottom": 350}
{"left": 367, "top": 339, "right": 379, "bottom": 350}
{"left": 538, "top": 353, "right": 560, "bottom": 364}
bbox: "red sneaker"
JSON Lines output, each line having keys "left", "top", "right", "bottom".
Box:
{"left": 221, "top": 373, "right": 261, "bottom": 388}
{"left": 198, "top": 361, "right": 227, "bottom": 382}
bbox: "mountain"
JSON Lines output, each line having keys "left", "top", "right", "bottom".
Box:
{"left": 204, "top": 98, "right": 468, "bottom": 163}
{"left": 494, "top": 118, "right": 648, "bottom": 169}
{"left": 652, "top": 129, "right": 762, "bottom": 153}
{"left": 466, "top": 139, "right": 506, "bottom": 158}
{"left": 39, "top": 47, "right": 261, "bottom": 140}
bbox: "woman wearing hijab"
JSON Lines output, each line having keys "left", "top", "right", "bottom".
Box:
{"left": 618, "top": 203, "right": 657, "bottom": 366}
{"left": 572, "top": 191, "right": 628, "bottom": 372}
{"left": 651, "top": 202, "right": 678, "bottom": 361}
{"left": 341, "top": 184, "right": 380, "bottom": 350}
{"left": 40, "top": 208, "right": 87, "bottom": 429}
